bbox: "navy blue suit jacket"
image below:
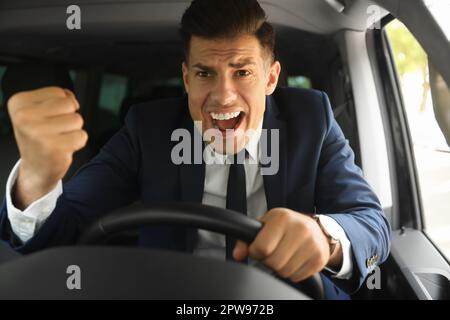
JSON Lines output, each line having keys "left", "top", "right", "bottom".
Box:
{"left": 0, "top": 87, "right": 391, "bottom": 297}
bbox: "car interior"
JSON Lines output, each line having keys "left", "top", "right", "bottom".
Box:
{"left": 0, "top": 0, "right": 449, "bottom": 300}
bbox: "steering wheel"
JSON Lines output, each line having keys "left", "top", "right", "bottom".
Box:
{"left": 79, "top": 202, "right": 324, "bottom": 299}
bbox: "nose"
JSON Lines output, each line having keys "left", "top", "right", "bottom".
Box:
{"left": 210, "top": 74, "right": 237, "bottom": 107}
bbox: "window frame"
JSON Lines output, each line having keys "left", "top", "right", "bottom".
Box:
{"left": 367, "top": 15, "right": 424, "bottom": 231}
{"left": 370, "top": 14, "right": 450, "bottom": 265}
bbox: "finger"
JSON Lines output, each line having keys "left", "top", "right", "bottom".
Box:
{"left": 35, "top": 96, "right": 80, "bottom": 117}
{"left": 248, "top": 213, "right": 286, "bottom": 260}
{"left": 233, "top": 240, "right": 249, "bottom": 261}
{"left": 57, "top": 129, "right": 88, "bottom": 152}
{"left": 10, "top": 87, "right": 68, "bottom": 107}
{"left": 255, "top": 215, "right": 265, "bottom": 222}
{"left": 39, "top": 113, "right": 84, "bottom": 135}
{"left": 63, "top": 89, "right": 80, "bottom": 111}
{"left": 63, "top": 88, "right": 76, "bottom": 99}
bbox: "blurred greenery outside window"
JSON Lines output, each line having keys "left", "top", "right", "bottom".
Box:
{"left": 99, "top": 73, "right": 128, "bottom": 117}
{"left": 287, "top": 76, "right": 312, "bottom": 89}
{"left": 68, "top": 70, "right": 77, "bottom": 84}
{"left": 96, "top": 73, "right": 129, "bottom": 134}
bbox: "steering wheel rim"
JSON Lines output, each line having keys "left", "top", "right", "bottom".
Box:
{"left": 78, "top": 202, "right": 262, "bottom": 245}
{"left": 78, "top": 202, "right": 324, "bottom": 299}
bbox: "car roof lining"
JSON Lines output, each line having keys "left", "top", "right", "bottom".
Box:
{"left": 0, "top": 0, "right": 388, "bottom": 36}
{"left": 0, "top": 0, "right": 380, "bottom": 80}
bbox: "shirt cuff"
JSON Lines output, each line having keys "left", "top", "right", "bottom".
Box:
{"left": 318, "top": 214, "right": 353, "bottom": 280}
{"left": 5, "top": 160, "right": 63, "bottom": 243}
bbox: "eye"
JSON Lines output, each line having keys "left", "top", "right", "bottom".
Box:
{"left": 236, "top": 70, "right": 251, "bottom": 77}
{"left": 196, "top": 71, "right": 210, "bottom": 78}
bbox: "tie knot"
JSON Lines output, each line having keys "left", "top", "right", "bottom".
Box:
{"left": 228, "top": 149, "right": 248, "bottom": 165}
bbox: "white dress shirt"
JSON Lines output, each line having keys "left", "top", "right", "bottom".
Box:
{"left": 5, "top": 123, "right": 352, "bottom": 279}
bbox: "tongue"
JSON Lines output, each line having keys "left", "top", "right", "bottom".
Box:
{"left": 216, "top": 117, "right": 239, "bottom": 131}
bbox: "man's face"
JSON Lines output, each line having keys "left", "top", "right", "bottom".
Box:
{"left": 182, "top": 35, "right": 281, "bottom": 154}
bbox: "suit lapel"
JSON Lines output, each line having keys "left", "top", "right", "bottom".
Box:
{"left": 262, "top": 94, "right": 288, "bottom": 209}
{"left": 178, "top": 103, "right": 205, "bottom": 203}
{"left": 177, "top": 105, "right": 205, "bottom": 252}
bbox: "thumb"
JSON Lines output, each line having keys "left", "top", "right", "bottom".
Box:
{"left": 233, "top": 240, "right": 249, "bottom": 261}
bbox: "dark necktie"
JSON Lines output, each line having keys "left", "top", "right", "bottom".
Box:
{"left": 225, "top": 152, "right": 247, "bottom": 263}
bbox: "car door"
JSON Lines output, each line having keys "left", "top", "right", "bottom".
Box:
{"left": 368, "top": 0, "right": 450, "bottom": 299}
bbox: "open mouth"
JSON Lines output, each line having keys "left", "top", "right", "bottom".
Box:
{"left": 209, "top": 111, "right": 245, "bottom": 134}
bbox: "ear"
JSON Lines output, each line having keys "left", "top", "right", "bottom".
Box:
{"left": 182, "top": 62, "right": 189, "bottom": 94}
{"left": 265, "top": 61, "right": 281, "bottom": 95}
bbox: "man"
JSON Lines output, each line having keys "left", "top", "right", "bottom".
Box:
{"left": 0, "top": 0, "right": 390, "bottom": 299}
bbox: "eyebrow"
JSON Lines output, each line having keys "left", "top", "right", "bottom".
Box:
{"left": 192, "top": 58, "right": 256, "bottom": 70}
{"left": 229, "top": 58, "right": 257, "bottom": 68}
{"left": 192, "top": 63, "right": 215, "bottom": 71}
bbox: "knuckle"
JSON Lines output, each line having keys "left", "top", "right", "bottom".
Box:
{"left": 47, "top": 86, "right": 66, "bottom": 96}
{"left": 61, "top": 87, "right": 72, "bottom": 95}
{"left": 277, "top": 210, "right": 293, "bottom": 224}
{"left": 79, "top": 130, "right": 89, "bottom": 144}
{"left": 67, "top": 97, "right": 79, "bottom": 112}
{"left": 278, "top": 266, "right": 293, "bottom": 278}
{"left": 72, "top": 113, "right": 84, "bottom": 128}
{"left": 270, "top": 260, "right": 285, "bottom": 273}
{"left": 289, "top": 274, "right": 301, "bottom": 283}
{"left": 58, "top": 97, "right": 76, "bottom": 113}
{"left": 72, "top": 130, "right": 88, "bottom": 150}
{"left": 278, "top": 270, "right": 289, "bottom": 279}
{"left": 80, "top": 129, "right": 88, "bottom": 139}
{"left": 250, "top": 243, "right": 272, "bottom": 258}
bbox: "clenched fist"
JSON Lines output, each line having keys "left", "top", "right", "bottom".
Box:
{"left": 7, "top": 87, "right": 88, "bottom": 209}
{"left": 233, "top": 208, "right": 343, "bottom": 282}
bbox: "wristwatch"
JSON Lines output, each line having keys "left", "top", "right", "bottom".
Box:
{"left": 312, "top": 214, "right": 340, "bottom": 256}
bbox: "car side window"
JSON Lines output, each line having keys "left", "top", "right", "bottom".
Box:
{"left": 90, "top": 73, "right": 129, "bottom": 147}
{"left": 385, "top": 20, "right": 450, "bottom": 260}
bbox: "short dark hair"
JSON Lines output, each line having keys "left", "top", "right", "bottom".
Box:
{"left": 180, "top": 0, "right": 275, "bottom": 62}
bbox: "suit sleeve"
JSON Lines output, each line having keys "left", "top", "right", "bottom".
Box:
{"left": 315, "top": 91, "right": 391, "bottom": 294}
{"left": 0, "top": 106, "right": 142, "bottom": 253}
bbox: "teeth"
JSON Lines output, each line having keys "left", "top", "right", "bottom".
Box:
{"left": 210, "top": 111, "right": 241, "bottom": 120}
